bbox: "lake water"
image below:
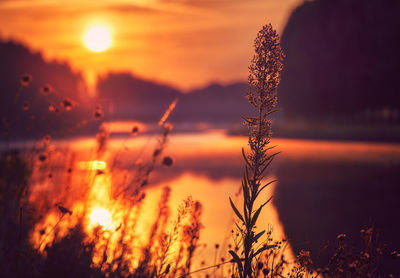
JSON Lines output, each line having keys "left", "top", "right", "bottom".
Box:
{"left": 162, "top": 132, "right": 400, "bottom": 269}
{"left": 6, "top": 131, "right": 400, "bottom": 272}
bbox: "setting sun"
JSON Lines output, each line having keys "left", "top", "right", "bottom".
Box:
{"left": 84, "top": 24, "right": 112, "bottom": 52}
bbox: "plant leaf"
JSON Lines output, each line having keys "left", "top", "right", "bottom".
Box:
{"left": 242, "top": 147, "right": 251, "bottom": 166}
{"left": 261, "top": 196, "right": 273, "bottom": 208}
{"left": 253, "top": 230, "right": 265, "bottom": 243}
{"left": 264, "top": 151, "right": 281, "bottom": 163}
{"left": 230, "top": 197, "right": 244, "bottom": 223}
{"left": 244, "top": 166, "right": 252, "bottom": 190}
{"left": 242, "top": 179, "right": 250, "bottom": 205}
{"left": 235, "top": 223, "right": 243, "bottom": 233}
{"left": 260, "top": 153, "right": 279, "bottom": 175}
{"left": 250, "top": 196, "right": 273, "bottom": 227}
{"left": 255, "top": 180, "right": 277, "bottom": 199}
{"left": 241, "top": 116, "right": 257, "bottom": 125}
{"left": 243, "top": 198, "right": 248, "bottom": 224}
{"left": 253, "top": 244, "right": 277, "bottom": 258}
{"left": 265, "top": 145, "right": 278, "bottom": 151}
{"left": 229, "top": 250, "right": 244, "bottom": 276}
{"left": 250, "top": 205, "right": 263, "bottom": 228}
{"left": 265, "top": 108, "right": 279, "bottom": 116}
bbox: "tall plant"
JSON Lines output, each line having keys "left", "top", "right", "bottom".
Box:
{"left": 229, "top": 24, "right": 285, "bottom": 278}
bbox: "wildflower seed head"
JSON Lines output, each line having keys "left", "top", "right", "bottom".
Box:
{"left": 162, "top": 156, "right": 173, "bottom": 167}
{"left": 20, "top": 74, "right": 32, "bottom": 87}
{"left": 337, "top": 233, "right": 347, "bottom": 241}
{"left": 94, "top": 105, "right": 103, "bottom": 119}
{"left": 390, "top": 251, "right": 400, "bottom": 259}
{"left": 57, "top": 205, "right": 72, "bottom": 215}
{"left": 40, "top": 83, "right": 53, "bottom": 95}
{"left": 141, "top": 179, "right": 148, "bottom": 187}
{"left": 62, "top": 99, "right": 73, "bottom": 111}
{"left": 262, "top": 268, "right": 270, "bottom": 276}
{"left": 163, "top": 122, "right": 173, "bottom": 134}
{"left": 43, "top": 135, "right": 51, "bottom": 144}
{"left": 96, "top": 169, "right": 105, "bottom": 175}
{"left": 94, "top": 110, "right": 103, "bottom": 120}
{"left": 22, "top": 102, "right": 29, "bottom": 111}
{"left": 38, "top": 154, "right": 47, "bottom": 162}
{"left": 131, "top": 126, "right": 139, "bottom": 135}
{"left": 248, "top": 24, "right": 284, "bottom": 112}
{"left": 297, "top": 250, "right": 312, "bottom": 267}
{"left": 153, "top": 149, "right": 161, "bottom": 157}
{"left": 245, "top": 24, "right": 285, "bottom": 171}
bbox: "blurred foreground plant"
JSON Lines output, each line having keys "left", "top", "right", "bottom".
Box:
{"left": 229, "top": 23, "right": 285, "bottom": 278}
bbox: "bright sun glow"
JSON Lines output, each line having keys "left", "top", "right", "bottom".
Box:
{"left": 89, "top": 208, "right": 113, "bottom": 228}
{"left": 84, "top": 24, "right": 112, "bottom": 52}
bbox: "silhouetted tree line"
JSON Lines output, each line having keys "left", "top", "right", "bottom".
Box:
{"left": 279, "top": 0, "right": 400, "bottom": 123}
{"left": 96, "top": 73, "right": 253, "bottom": 124}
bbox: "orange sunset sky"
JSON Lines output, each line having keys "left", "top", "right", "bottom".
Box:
{"left": 0, "top": 0, "right": 301, "bottom": 91}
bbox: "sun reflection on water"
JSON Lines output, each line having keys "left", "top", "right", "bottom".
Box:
{"left": 78, "top": 160, "right": 107, "bottom": 170}
{"left": 89, "top": 207, "right": 113, "bottom": 229}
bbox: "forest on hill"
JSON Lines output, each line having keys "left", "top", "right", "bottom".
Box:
{"left": 279, "top": 0, "right": 400, "bottom": 123}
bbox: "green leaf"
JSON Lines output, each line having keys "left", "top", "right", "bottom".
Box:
{"left": 229, "top": 250, "right": 244, "bottom": 277}
{"left": 230, "top": 197, "right": 244, "bottom": 223}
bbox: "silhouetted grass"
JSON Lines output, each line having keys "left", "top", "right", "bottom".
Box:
{"left": 0, "top": 76, "right": 207, "bottom": 277}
